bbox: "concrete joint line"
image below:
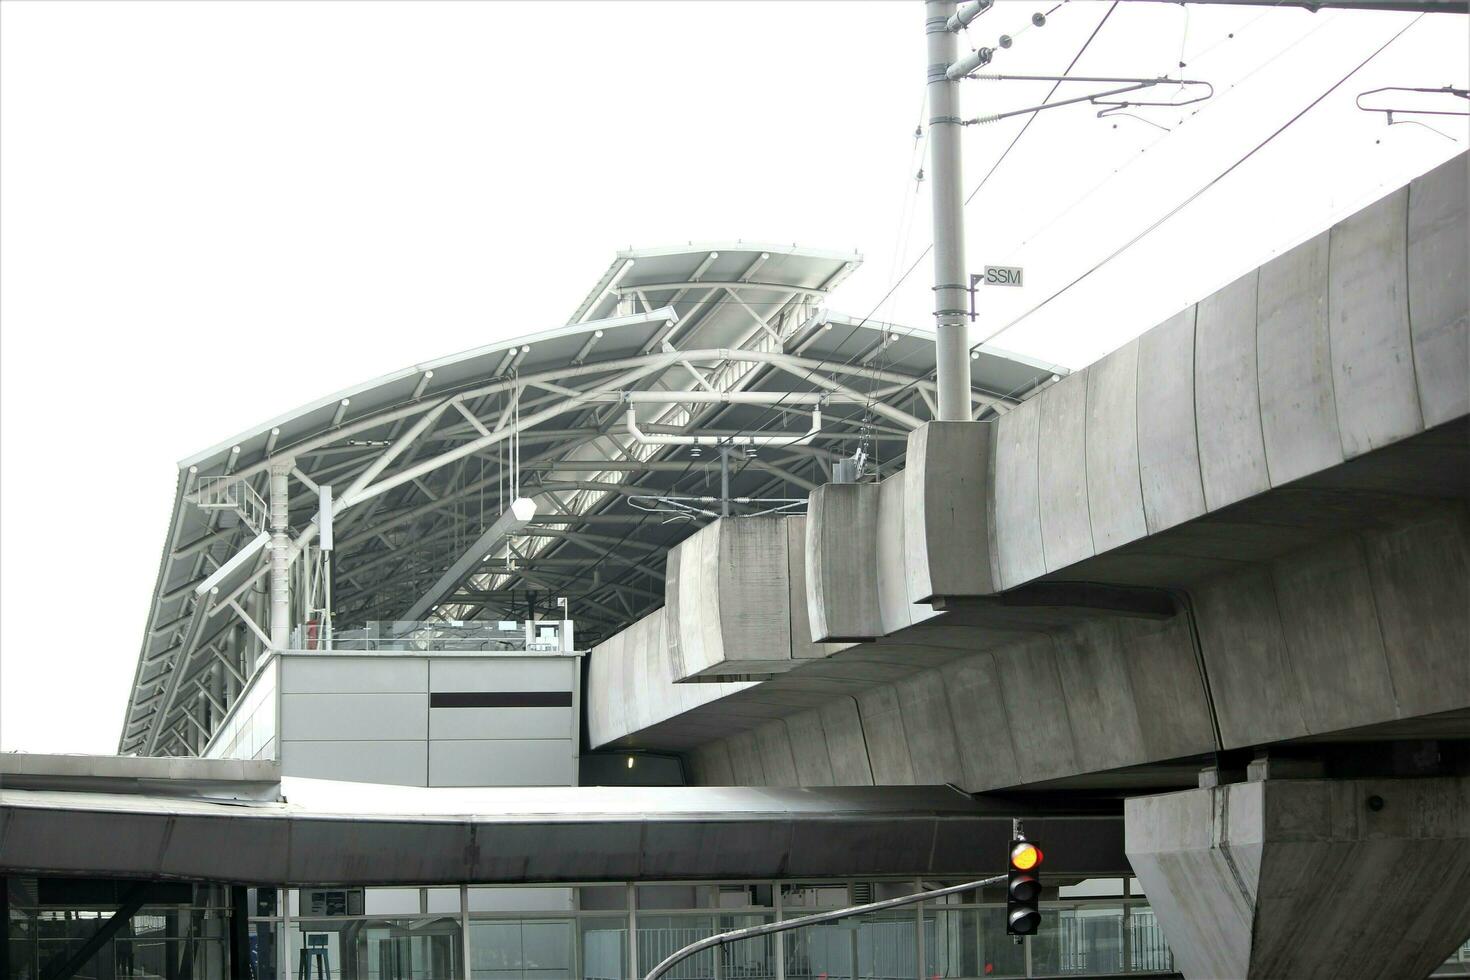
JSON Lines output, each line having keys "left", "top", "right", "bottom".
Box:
{"left": 1216, "top": 787, "right": 1256, "bottom": 914}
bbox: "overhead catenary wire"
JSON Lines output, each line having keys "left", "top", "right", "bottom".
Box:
{"left": 1009, "top": 1, "right": 1341, "bottom": 253}
{"left": 714, "top": 0, "right": 1121, "bottom": 447}
{"left": 743, "top": 1, "right": 1115, "bottom": 435}
{"left": 991, "top": 11, "right": 1426, "bottom": 340}
{"left": 482, "top": 4, "right": 1428, "bottom": 618}
{"left": 854, "top": 1, "right": 1410, "bottom": 415}
{"left": 673, "top": 0, "right": 1122, "bottom": 489}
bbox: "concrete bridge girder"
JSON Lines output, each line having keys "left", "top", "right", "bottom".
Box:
{"left": 580, "top": 150, "right": 1470, "bottom": 980}
{"left": 586, "top": 153, "right": 1468, "bottom": 780}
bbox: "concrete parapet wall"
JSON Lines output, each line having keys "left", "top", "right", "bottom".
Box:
{"left": 806, "top": 483, "right": 883, "bottom": 640}
{"left": 989, "top": 152, "right": 1467, "bottom": 589}
{"left": 587, "top": 606, "right": 757, "bottom": 748}
{"left": 806, "top": 154, "right": 1465, "bottom": 603}
{"left": 805, "top": 453, "right": 974, "bottom": 641}
{"left": 664, "top": 515, "right": 848, "bottom": 681}
{"left": 589, "top": 515, "right": 851, "bottom": 747}
{"left": 666, "top": 517, "right": 792, "bottom": 680}
{"left": 903, "top": 421, "right": 997, "bottom": 600}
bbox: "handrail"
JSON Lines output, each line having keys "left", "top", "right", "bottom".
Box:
{"left": 643, "top": 873, "right": 1006, "bottom": 980}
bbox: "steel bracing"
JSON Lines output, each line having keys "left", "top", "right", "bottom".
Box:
{"left": 118, "top": 244, "right": 1064, "bottom": 757}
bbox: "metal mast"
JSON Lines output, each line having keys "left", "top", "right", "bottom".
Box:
{"left": 268, "top": 461, "right": 292, "bottom": 649}
{"left": 926, "top": 0, "right": 972, "bottom": 421}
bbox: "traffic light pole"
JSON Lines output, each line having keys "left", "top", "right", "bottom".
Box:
{"left": 642, "top": 874, "right": 1005, "bottom": 980}
{"left": 926, "top": 0, "right": 973, "bottom": 421}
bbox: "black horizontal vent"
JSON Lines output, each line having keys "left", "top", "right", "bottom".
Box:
{"left": 429, "top": 691, "right": 572, "bottom": 708}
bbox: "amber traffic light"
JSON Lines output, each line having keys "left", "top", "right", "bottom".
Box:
{"left": 1006, "top": 838, "right": 1043, "bottom": 935}
{"left": 1010, "top": 841, "right": 1043, "bottom": 871}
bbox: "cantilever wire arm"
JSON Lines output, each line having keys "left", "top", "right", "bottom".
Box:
{"left": 1356, "top": 85, "right": 1469, "bottom": 140}
{"left": 1357, "top": 84, "right": 1469, "bottom": 116}
{"left": 960, "top": 74, "right": 1213, "bottom": 126}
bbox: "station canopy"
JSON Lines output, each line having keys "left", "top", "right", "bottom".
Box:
{"left": 120, "top": 243, "right": 1064, "bottom": 755}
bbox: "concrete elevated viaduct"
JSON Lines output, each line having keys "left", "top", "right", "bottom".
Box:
{"left": 586, "top": 153, "right": 1470, "bottom": 977}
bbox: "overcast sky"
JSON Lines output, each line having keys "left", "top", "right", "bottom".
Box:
{"left": 2, "top": 1, "right": 1465, "bottom": 754}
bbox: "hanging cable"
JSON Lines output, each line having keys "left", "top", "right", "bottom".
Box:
{"left": 705, "top": 0, "right": 1117, "bottom": 465}
{"left": 816, "top": 10, "right": 1428, "bottom": 426}
{"left": 965, "top": 1, "right": 1120, "bottom": 206}
{"left": 992, "top": 13, "right": 1426, "bottom": 341}
{"left": 1009, "top": 3, "right": 1342, "bottom": 254}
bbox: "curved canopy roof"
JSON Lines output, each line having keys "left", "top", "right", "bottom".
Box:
{"left": 120, "top": 243, "right": 1065, "bottom": 756}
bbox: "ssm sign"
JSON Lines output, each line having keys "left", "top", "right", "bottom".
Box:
{"left": 982, "top": 265, "right": 1024, "bottom": 287}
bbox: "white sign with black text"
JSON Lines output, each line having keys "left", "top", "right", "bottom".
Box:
{"left": 982, "top": 265, "right": 1024, "bottom": 287}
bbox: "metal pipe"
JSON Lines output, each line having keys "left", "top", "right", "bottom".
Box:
{"left": 625, "top": 405, "right": 821, "bottom": 446}
{"left": 268, "top": 463, "right": 291, "bottom": 648}
{"left": 319, "top": 485, "right": 334, "bottom": 649}
{"left": 927, "top": 0, "right": 972, "bottom": 420}
{"left": 609, "top": 391, "right": 832, "bottom": 405}
{"left": 720, "top": 448, "right": 731, "bottom": 518}
{"left": 643, "top": 874, "right": 1005, "bottom": 980}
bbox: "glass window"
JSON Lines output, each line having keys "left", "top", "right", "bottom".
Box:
{"left": 785, "top": 919, "right": 855, "bottom": 980}
{"left": 636, "top": 884, "right": 771, "bottom": 911}
{"left": 579, "top": 917, "right": 627, "bottom": 980}
{"left": 1058, "top": 877, "right": 1125, "bottom": 898}
{"left": 207, "top": 658, "right": 279, "bottom": 761}
{"left": 469, "top": 887, "right": 574, "bottom": 913}
{"left": 426, "top": 889, "right": 461, "bottom": 914}
{"left": 250, "top": 919, "right": 280, "bottom": 980}
{"left": 470, "top": 918, "right": 574, "bottom": 979}
{"left": 7, "top": 883, "right": 231, "bottom": 980}
{"left": 251, "top": 887, "right": 278, "bottom": 917}
{"left": 1127, "top": 903, "right": 1174, "bottom": 973}
{"left": 577, "top": 886, "right": 627, "bottom": 911}
{"left": 780, "top": 883, "right": 848, "bottom": 910}
{"left": 364, "top": 888, "right": 419, "bottom": 915}
{"left": 291, "top": 916, "right": 461, "bottom": 980}
{"left": 636, "top": 914, "right": 774, "bottom": 979}
{"left": 922, "top": 907, "right": 1024, "bottom": 979}
{"left": 853, "top": 910, "right": 915, "bottom": 980}
{"left": 1031, "top": 903, "right": 1125, "bottom": 976}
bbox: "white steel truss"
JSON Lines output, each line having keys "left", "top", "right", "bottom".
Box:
{"left": 119, "top": 244, "right": 1062, "bottom": 757}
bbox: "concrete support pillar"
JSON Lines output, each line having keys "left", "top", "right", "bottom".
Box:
{"left": 1125, "top": 775, "right": 1470, "bottom": 979}
{"left": 268, "top": 462, "right": 291, "bottom": 649}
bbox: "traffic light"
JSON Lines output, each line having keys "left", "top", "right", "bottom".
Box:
{"left": 1006, "top": 838, "right": 1043, "bottom": 936}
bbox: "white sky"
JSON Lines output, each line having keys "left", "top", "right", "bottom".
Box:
{"left": 1, "top": 1, "right": 1465, "bottom": 754}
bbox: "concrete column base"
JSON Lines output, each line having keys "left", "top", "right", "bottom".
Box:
{"left": 1125, "top": 776, "right": 1470, "bottom": 979}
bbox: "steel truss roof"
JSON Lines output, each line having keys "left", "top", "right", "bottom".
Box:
{"left": 120, "top": 243, "right": 1065, "bottom": 756}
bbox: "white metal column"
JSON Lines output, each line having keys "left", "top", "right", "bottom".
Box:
{"left": 269, "top": 462, "right": 292, "bottom": 649}
{"left": 926, "top": 0, "right": 972, "bottom": 420}
{"left": 459, "top": 884, "right": 471, "bottom": 980}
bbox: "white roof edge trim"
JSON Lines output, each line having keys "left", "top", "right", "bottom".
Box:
{"left": 176, "top": 307, "right": 680, "bottom": 470}
{"left": 972, "top": 342, "right": 1071, "bottom": 377}
{"left": 613, "top": 241, "right": 863, "bottom": 264}
{"left": 817, "top": 310, "right": 1069, "bottom": 379}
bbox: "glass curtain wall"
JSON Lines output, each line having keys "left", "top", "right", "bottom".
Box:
{"left": 5, "top": 878, "right": 233, "bottom": 980}
{"left": 239, "top": 878, "right": 1181, "bottom": 980}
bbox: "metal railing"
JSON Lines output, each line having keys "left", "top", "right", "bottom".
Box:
{"left": 288, "top": 619, "right": 574, "bottom": 653}
{"left": 194, "top": 476, "right": 268, "bottom": 534}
